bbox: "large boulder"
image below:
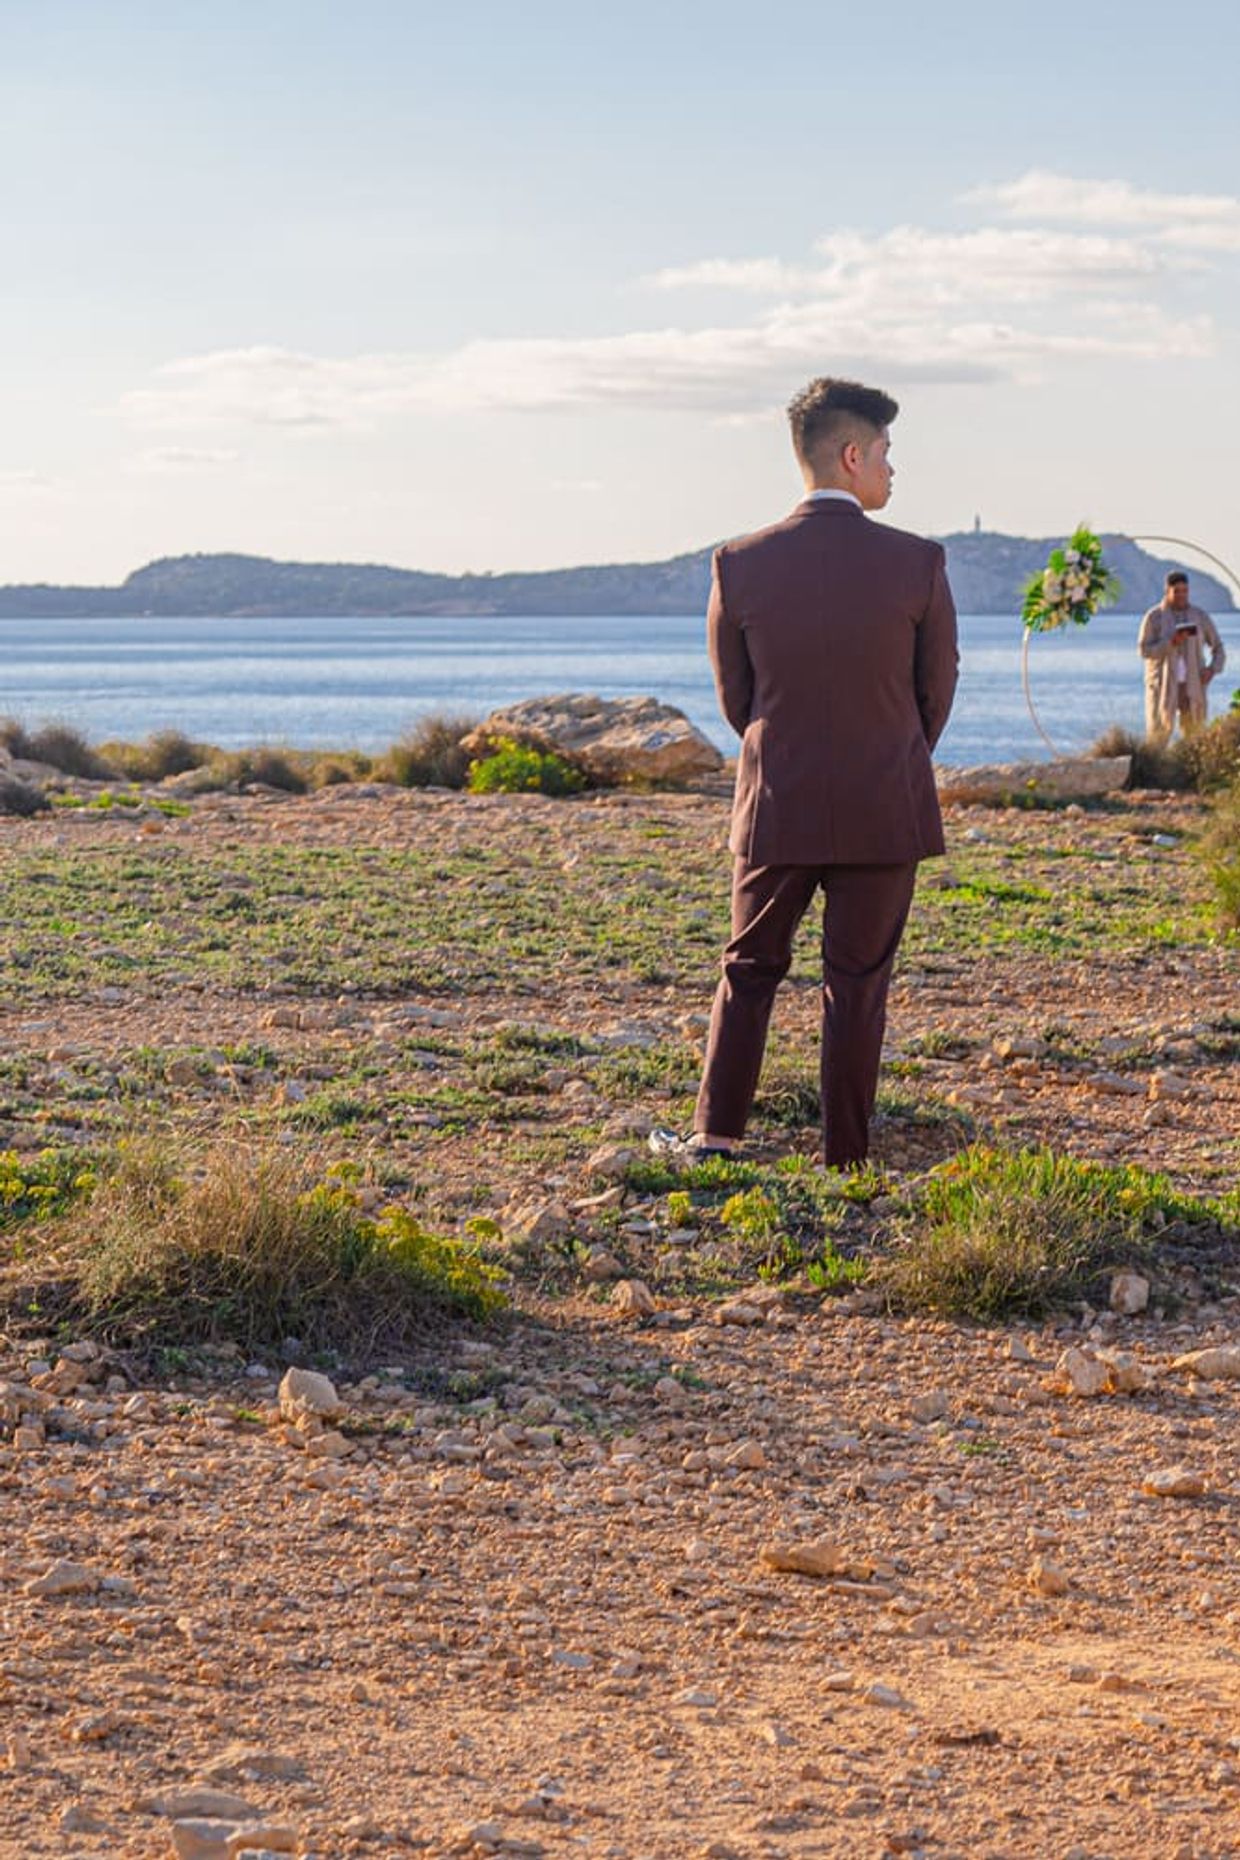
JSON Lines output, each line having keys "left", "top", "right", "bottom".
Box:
{"left": 937, "top": 755, "right": 1130, "bottom": 806}
{"left": 467, "top": 694, "right": 723, "bottom": 785}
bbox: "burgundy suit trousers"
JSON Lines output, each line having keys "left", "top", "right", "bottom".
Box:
{"left": 694, "top": 860, "right": 917, "bottom": 1168}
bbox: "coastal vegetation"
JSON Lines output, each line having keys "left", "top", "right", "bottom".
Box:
{"left": 0, "top": 767, "right": 1234, "bottom": 1352}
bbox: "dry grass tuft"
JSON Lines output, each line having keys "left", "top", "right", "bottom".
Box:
{"left": 2, "top": 1140, "right": 504, "bottom": 1352}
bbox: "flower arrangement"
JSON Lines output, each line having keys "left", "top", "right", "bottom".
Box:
{"left": 1021, "top": 525, "right": 1119, "bottom": 633}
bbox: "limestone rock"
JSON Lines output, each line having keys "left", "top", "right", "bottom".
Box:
{"left": 1028, "top": 1557, "right": 1070, "bottom": 1597}
{"left": 716, "top": 1300, "right": 764, "bottom": 1327}
{"left": 466, "top": 693, "right": 724, "bottom": 785}
{"left": 145, "top": 1790, "right": 258, "bottom": 1821}
{"left": 759, "top": 1540, "right": 847, "bottom": 1579}
{"left": 24, "top": 1559, "right": 100, "bottom": 1598}
{"left": 1050, "top": 1347, "right": 1109, "bottom": 1399}
{"left": 582, "top": 1247, "right": 624, "bottom": 1283}
{"left": 1172, "top": 1345, "right": 1240, "bottom": 1380}
{"left": 936, "top": 755, "right": 1130, "bottom": 806}
{"left": 1096, "top": 1348, "right": 1150, "bottom": 1395}
{"left": 508, "top": 1200, "right": 571, "bottom": 1245}
{"left": 1109, "top": 1270, "right": 1150, "bottom": 1316}
{"left": 585, "top": 1143, "right": 636, "bottom": 1182}
{"left": 1142, "top": 1465, "right": 1206, "bottom": 1499}
{"left": 610, "top": 1279, "right": 656, "bottom": 1318}
{"left": 277, "top": 1367, "right": 344, "bottom": 1426}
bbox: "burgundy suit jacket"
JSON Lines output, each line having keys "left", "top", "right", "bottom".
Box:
{"left": 709, "top": 497, "right": 958, "bottom": 866}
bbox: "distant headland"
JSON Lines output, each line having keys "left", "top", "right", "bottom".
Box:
{"left": 0, "top": 532, "right": 1232, "bottom": 619}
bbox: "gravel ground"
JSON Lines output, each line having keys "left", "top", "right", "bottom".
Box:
{"left": 1, "top": 780, "right": 1238, "bottom": 1859}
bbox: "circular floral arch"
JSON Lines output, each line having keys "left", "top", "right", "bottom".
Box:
{"left": 1020, "top": 530, "right": 1240, "bottom": 756}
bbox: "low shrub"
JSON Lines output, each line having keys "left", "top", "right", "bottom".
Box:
{"left": 0, "top": 773, "right": 50, "bottom": 817}
{"left": 0, "top": 717, "right": 35, "bottom": 759}
{"left": 1186, "top": 709, "right": 1240, "bottom": 792}
{"left": 99, "top": 730, "right": 212, "bottom": 782}
{"left": 1091, "top": 712, "right": 1240, "bottom": 793}
{"left": 468, "top": 735, "right": 587, "bottom": 797}
{"left": 875, "top": 1145, "right": 1232, "bottom": 1319}
{"left": 0, "top": 719, "right": 114, "bottom": 780}
{"left": 377, "top": 714, "right": 478, "bottom": 789}
{"left": 307, "top": 751, "right": 373, "bottom": 787}
{"left": 8, "top": 1141, "right": 504, "bottom": 1350}
{"left": 208, "top": 747, "right": 308, "bottom": 793}
{"left": 1198, "top": 771, "right": 1240, "bottom": 930}
{"left": 1089, "top": 725, "right": 1193, "bottom": 791}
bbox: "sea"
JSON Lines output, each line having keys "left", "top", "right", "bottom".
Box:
{"left": 0, "top": 610, "right": 1236, "bottom": 768}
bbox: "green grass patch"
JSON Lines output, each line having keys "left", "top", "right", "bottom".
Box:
{"left": 0, "top": 1147, "right": 95, "bottom": 1230}
{"left": 876, "top": 1145, "right": 1239, "bottom": 1320}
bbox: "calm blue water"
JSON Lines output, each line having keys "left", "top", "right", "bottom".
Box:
{"left": 0, "top": 611, "right": 1235, "bottom": 767}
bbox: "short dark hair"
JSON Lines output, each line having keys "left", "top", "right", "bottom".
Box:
{"left": 787, "top": 377, "right": 898, "bottom": 465}
{"left": 1166, "top": 569, "right": 1189, "bottom": 588}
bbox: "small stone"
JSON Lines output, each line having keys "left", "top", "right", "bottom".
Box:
{"left": 277, "top": 1367, "right": 344, "bottom": 1425}
{"left": 1109, "top": 1270, "right": 1150, "bottom": 1316}
{"left": 610, "top": 1279, "right": 656, "bottom": 1318}
{"left": 909, "top": 1389, "right": 951, "bottom": 1424}
{"left": 145, "top": 1789, "right": 259, "bottom": 1821}
{"left": 1097, "top": 1348, "right": 1150, "bottom": 1395}
{"left": 759, "top": 1540, "right": 847, "bottom": 1579}
{"left": 1172, "top": 1345, "right": 1240, "bottom": 1380}
{"left": 201, "top": 1747, "right": 305, "bottom": 1785}
{"left": 760, "top": 1718, "right": 795, "bottom": 1747}
{"left": 1051, "top": 1347, "right": 1109, "bottom": 1399}
{"left": 727, "top": 1438, "right": 766, "bottom": 1470}
{"left": 1142, "top": 1465, "right": 1206, "bottom": 1499}
{"left": 60, "top": 1802, "right": 110, "bottom": 1833}
{"left": 674, "top": 1687, "right": 718, "bottom": 1708}
{"left": 582, "top": 1247, "right": 624, "bottom": 1283}
{"left": 172, "top": 1819, "right": 240, "bottom": 1859}
{"left": 12, "top": 1424, "right": 44, "bottom": 1452}
{"left": 585, "top": 1144, "right": 636, "bottom": 1182}
{"left": 864, "top": 1683, "right": 913, "bottom": 1710}
{"left": 68, "top": 1708, "right": 118, "bottom": 1743}
{"left": 226, "top": 1828, "right": 297, "bottom": 1855}
{"left": 7, "top": 1731, "right": 32, "bottom": 1771}
{"left": 550, "top": 1649, "right": 593, "bottom": 1671}
{"left": 1028, "top": 1557, "right": 1071, "bottom": 1598}
{"left": 716, "top": 1300, "right": 764, "bottom": 1327}
{"left": 24, "top": 1559, "right": 100, "bottom": 1598}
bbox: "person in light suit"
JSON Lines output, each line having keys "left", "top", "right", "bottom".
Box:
{"left": 685, "top": 376, "right": 959, "bottom": 1169}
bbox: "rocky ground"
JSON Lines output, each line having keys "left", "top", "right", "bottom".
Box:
{"left": 1, "top": 780, "right": 1238, "bottom": 1859}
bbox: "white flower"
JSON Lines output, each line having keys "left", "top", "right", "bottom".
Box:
{"left": 1065, "top": 549, "right": 1080, "bottom": 565}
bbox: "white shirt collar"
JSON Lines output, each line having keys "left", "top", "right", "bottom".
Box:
{"left": 804, "top": 489, "right": 862, "bottom": 509}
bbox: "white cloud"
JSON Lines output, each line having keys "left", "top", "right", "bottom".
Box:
{"left": 117, "top": 176, "right": 1229, "bottom": 427}
{"left": 966, "top": 169, "right": 1240, "bottom": 249}
{"left": 0, "top": 469, "right": 56, "bottom": 493}
{"left": 648, "top": 257, "right": 824, "bottom": 294}
{"left": 131, "top": 445, "right": 241, "bottom": 472}
{"left": 653, "top": 227, "right": 1160, "bottom": 305}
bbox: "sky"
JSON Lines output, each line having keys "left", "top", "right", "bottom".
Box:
{"left": 2, "top": 0, "right": 1239, "bottom": 585}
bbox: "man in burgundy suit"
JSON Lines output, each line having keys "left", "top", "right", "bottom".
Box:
{"left": 687, "top": 376, "right": 958, "bottom": 1169}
